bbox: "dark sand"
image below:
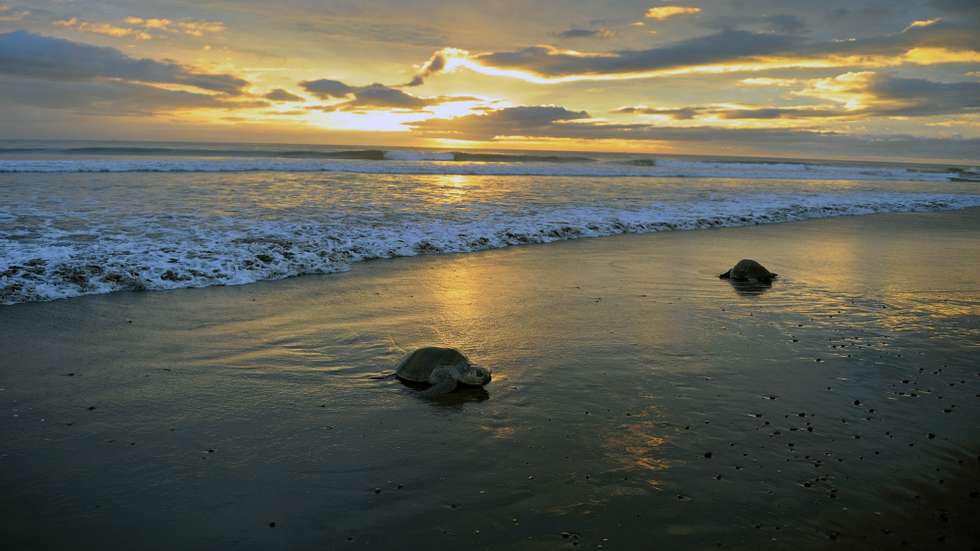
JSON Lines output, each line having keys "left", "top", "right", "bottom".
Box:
{"left": 2, "top": 208, "right": 979, "bottom": 550}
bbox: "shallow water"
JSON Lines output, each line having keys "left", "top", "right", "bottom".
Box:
{"left": 2, "top": 168, "right": 979, "bottom": 304}
{"left": 1, "top": 209, "right": 978, "bottom": 550}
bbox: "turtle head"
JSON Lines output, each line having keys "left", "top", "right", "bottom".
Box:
{"left": 458, "top": 364, "right": 492, "bottom": 386}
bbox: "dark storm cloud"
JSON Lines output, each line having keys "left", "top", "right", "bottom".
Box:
{"left": 0, "top": 31, "right": 249, "bottom": 94}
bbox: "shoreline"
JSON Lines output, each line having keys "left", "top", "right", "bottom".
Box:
{"left": 2, "top": 207, "right": 978, "bottom": 550}
{"left": 4, "top": 204, "right": 980, "bottom": 307}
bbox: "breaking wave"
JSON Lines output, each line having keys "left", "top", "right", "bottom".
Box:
{"left": 3, "top": 191, "right": 979, "bottom": 305}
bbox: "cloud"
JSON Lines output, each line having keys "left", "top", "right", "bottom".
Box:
{"left": 0, "top": 31, "right": 248, "bottom": 95}
{"left": 929, "top": 0, "right": 980, "bottom": 21}
{"left": 56, "top": 16, "right": 226, "bottom": 40}
{"left": 737, "top": 77, "right": 799, "bottom": 87}
{"left": 0, "top": 4, "right": 28, "bottom": 22}
{"left": 645, "top": 6, "right": 702, "bottom": 21}
{"left": 614, "top": 106, "right": 707, "bottom": 119}
{"left": 300, "top": 78, "right": 475, "bottom": 111}
{"left": 615, "top": 104, "right": 850, "bottom": 120}
{"left": 334, "top": 83, "right": 430, "bottom": 110}
{"left": 558, "top": 28, "right": 615, "bottom": 39}
{"left": 849, "top": 73, "right": 980, "bottom": 116}
{"left": 125, "top": 17, "right": 225, "bottom": 37}
{"left": 762, "top": 14, "right": 807, "bottom": 34}
{"left": 409, "top": 105, "right": 590, "bottom": 139}
{"left": 417, "top": 21, "right": 979, "bottom": 83}
{"left": 300, "top": 78, "right": 355, "bottom": 99}
{"left": 405, "top": 48, "right": 452, "bottom": 87}
{"left": 56, "top": 18, "right": 152, "bottom": 40}
{"left": 473, "top": 29, "right": 799, "bottom": 78}
{"left": 264, "top": 88, "right": 304, "bottom": 102}
{"left": 615, "top": 74, "right": 980, "bottom": 121}
{"left": 124, "top": 16, "right": 171, "bottom": 30}
{"left": 0, "top": 76, "right": 266, "bottom": 114}
{"left": 408, "top": 104, "right": 980, "bottom": 159}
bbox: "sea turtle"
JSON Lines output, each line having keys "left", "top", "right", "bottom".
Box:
{"left": 394, "top": 347, "right": 492, "bottom": 397}
{"left": 719, "top": 259, "right": 777, "bottom": 284}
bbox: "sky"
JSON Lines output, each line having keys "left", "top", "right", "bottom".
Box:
{"left": 0, "top": 0, "right": 978, "bottom": 160}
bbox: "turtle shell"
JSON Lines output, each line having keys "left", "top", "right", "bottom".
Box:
{"left": 394, "top": 347, "right": 471, "bottom": 383}
{"left": 730, "top": 259, "right": 776, "bottom": 282}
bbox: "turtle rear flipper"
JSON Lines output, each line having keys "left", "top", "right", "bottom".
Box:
{"left": 719, "top": 269, "right": 732, "bottom": 279}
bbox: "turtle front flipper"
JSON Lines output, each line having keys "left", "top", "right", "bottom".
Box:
{"left": 719, "top": 269, "right": 732, "bottom": 279}
{"left": 419, "top": 367, "right": 459, "bottom": 398}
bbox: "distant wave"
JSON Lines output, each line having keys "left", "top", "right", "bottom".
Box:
{"left": 0, "top": 157, "right": 963, "bottom": 181}
{"left": 0, "top": 146, "right": 594, "bottom": 163}
{"left": 3, "top": 191, "right": 979, "bottom": 305}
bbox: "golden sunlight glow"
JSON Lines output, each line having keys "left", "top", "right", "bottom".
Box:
{"left": 55, "top": 18, "right": 152, "bottom": 40}
{"left": 792, "top": 72, "right": 877, "bottom": 110}
{"left": 426, "top": 100, "right": 495, "bottom": 119}
{"left": 427, "top": 174, "right": 473, "bottom": 204}
{"left": 903, "top": 18, "right": 943, "bottom": 31}
{"left": 737, "top": 77, "right": 799, "bottom": 87}
{"left": 902, "top": 48, "right": 980, "bottom": 65}
{"left": 293, "top": 99, "right": 491, "bottom": 132}
{"left": 604, "top": 410, "right": 670, "bottom": 488}
{"left": 27, "top": 2, "right": 979, "bottom": 155}
{"left": 306, "top": 110, "right": 421, "bottom": 132}
{"left": 437, "top": 48, "right": 980, "bottom": 85}
{"left": 645, "top": 6, "right": 703, "bottom": 20}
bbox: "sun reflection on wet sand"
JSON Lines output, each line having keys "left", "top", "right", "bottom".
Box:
{"left": 603, "top": 408, "right": 671, "bottom": 488}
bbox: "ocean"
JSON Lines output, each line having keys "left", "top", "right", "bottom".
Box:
{"left": 1, "top": 139, "right": 979, "bottom": 305}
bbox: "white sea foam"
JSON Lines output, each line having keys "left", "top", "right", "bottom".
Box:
{"left": 3, "top": 191, "right": 979, "bottom": 305}
{"left": 0, "top": 157, "right": 960, "bottom": 182}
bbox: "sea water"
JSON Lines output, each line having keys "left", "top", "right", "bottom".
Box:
{"left": 1, "top": 140, "right": 978, "bottom": 304}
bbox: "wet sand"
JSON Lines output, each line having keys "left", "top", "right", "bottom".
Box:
{"left": 1, "top": 208, "right": 979, "bottom": 550}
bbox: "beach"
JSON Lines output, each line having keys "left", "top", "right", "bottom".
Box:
{"left": 2, "top": 207, "right": 978, "bottom": 550}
